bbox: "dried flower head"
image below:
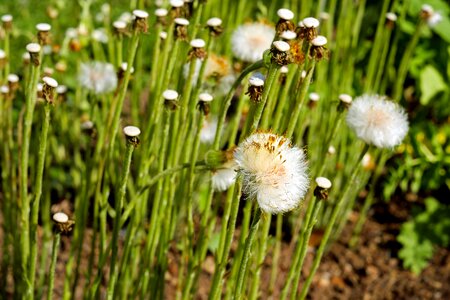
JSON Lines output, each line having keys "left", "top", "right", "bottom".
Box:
{"left": 231, "top": 22, "right": 275, "bottom": 63}
{"left": 234, "top": 132, "right": 309, "bottom": 214}
{"left": 346, "top": 94, "right": 409, "bottom": 148}
{"left": 79, "top": 61, "right": 118, "bottom": 94}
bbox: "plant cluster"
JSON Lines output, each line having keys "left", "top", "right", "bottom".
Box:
{"left": 0, "top": 0, "right": 448, "bottom": 299}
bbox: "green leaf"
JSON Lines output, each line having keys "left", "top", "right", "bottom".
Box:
{"left": 420, "top": 65, "right": 447, "bottom": 105}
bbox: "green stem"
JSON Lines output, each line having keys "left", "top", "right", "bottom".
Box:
{"left": 47, "top": 232, "right": 61, "bottom": 300}
{"left": 107, "top": 140, "right": 136, "bottom": 300}
{"left": 299, "top": 144, "right": 370, "bottom": 299}
{"left": 29, "top": 103, "right": 52, "bottom": 293}
{"left": 233, "top": 207, "right": 262, "bottom": 300}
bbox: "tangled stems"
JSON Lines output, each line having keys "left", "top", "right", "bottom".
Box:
{"left": 298, "top": 144, "right": 370, "bottom": 299}
{"left": 107, "top": 139, "right": 136, "bottom": 300}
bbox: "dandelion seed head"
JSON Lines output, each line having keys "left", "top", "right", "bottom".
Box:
{"left": 113, "top": 20, "right": 127, "bottom": 30}
{"left": 309, "top": 92, "right": 320, "bottom": 102}
{"left": 174, "top": 17, "right": 189, "bottom": 26}
{"left": 26, "top": 43, "right": 41, "bottom": 53}
{"left": 56, "top": 85, "right": 67, "bottom": 94}
{"left": 0, "top": 49, "right": 5, "bottom": 59}
{"left": 339, "top": 93, "right": 352, "bottom": 104}
{"left": 163, "top": 89, "right": 178, "bottom": 100}
{"left": 79, "top": 62, "right": 118, "bottom": 94}
{"left": 312, "top": 35, "right": 327, "bottom": 46}
{"left": 200, "top": 116, "right": 218, "bottom": 144}
{"left": 385, "top": 12, "right": 397, "bottom": 22}
{"left": 319, "top": 12, "right": 330, "bottom": 21}
{"left": 92, "top": 28, "right": 108, "bottom": 43}
{"left": 231, "top": 22, "right": 275, "bottom": 63}
{"left": 280, "top": 30, "right": 297, "bottom": 40}
{"left": 36, "top": 23, "right": 51, "bottom": 32}
{"left": 170, "top": 0, "right": 184, "bottom": 8}
{"left": 277, "top": 8, "right": 294, "bottom": 20}
{"left": 199, "top": 92, "right": 213, "bottom": 102}
{"left": 315, "top": 177, "right": 332, "bottom": 189}
{"left": 190, "top": 38, "right": 205, "bottom": 48}
{"left": 212, "top": 160, "right": 237, "bottom": 192}
{"left": 43, "top": 76, "right": 58, "bottom": 88}
{"left": 346, "top": 94, "right": 409, "bottom": 148}
{"left": 53, "top": 212, "right": 69, "bottom": 223}
{"left": 133, "top": 9, "right": 148, "bottom": 19}
{"left": 1, "top": 14, "right": 13, "bottom": 23}
{"left": 7, "top": 74, "right": 19, "bottom": 83}
{"left": 123, "top": 126, "right": 141, "bottom": 137}
{"left": 273, "top": 40, "right": 290, "bottom": 52}
{"left": 303, "top": 17, "right": 320, "bottom": 28}
{"left": 234, "top": 132, "right": 309, "bottom": 214}
{"left": 207, "top": 17, "right": 222, "bottom": 27}
{"left": 155, "top": 8, "right": 168, "bottom": 17}
{"left": 160, "top": 31, "right": 168, "bottom": 39}
{"left": 249, "top": 72, "right": 265, "bottom": 87}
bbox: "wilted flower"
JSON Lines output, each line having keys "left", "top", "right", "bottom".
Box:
{"left": 79, "top": 61, "right": 118, "bottom": 94}
{"left": 234, "top": 132, "right": 309, "bottom": 214}
{"left": 231, "top": 22, "right": 275, "bottom": 63}
{"left": 346, "top": 95, "right": 409, "bottom": 148}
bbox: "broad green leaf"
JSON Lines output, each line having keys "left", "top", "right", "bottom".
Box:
{"left": 420, "top": 65, "right": 447, "bottom": 105}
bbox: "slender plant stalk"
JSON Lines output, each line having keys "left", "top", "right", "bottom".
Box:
{"left": 107, "top": 139, "right": 136, "bottom": 300}
{"left": 233, "top": 207, "right": 262, "bottom": 300}
{"left": 47, "top": 232, "right": 61, "bottom": 300}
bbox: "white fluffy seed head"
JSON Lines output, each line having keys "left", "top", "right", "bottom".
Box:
{"left": 43, "top": 76, "right": 58, "bottom": 88}
{"left": 339, "top": 93, "right": 352, "bottom": 104}
{"left": 234, "top": 132, "right": 309, "bottom": 214}
{"left": 280, "top": 30, "right": 297, "bottom": 40}
{"left": 280, "top": 65, "right": 289, "bottom": 73}
{"left": 309, "top": 92, "right": 320, "bottom": 102}
{"left": 81, "top": 120, "right": 94, "bottom": 130}
{"left": 133, "top": 9, "right": 148, "bottom": 19}
{"left": 315, "top": 177, "right": 332, "bottom": 189}
{"left": 123, "top": 126, "right": 141, "bottom": 137}
{"left": 346, "top": 94, "right": 409, "bottom": 148}
{"left": 199, "top": 92, "right": 213, "bottom": 102}
{"left": 53, "top": 212, "right": 69, "bottom": 223}
{"left": 277, "top": 8, "right": 294, "bottom": 20}
{"left": 174, "top": 18, "right": 189, "bottom": 26}
{"left": 36, "top": 23, "right": 51, "bottom": 32}
{"left": 190, "top": 38, "right": 205, "bottom": 48}
{"left": 303, "top": 17, "right": 320, "bottom": 28}
{"left": 7, "top": 74, "right": 19, "bottom": 83}
{"left": 26, "top": 43, "right": 41, "bottom": 53}
{"left": 159, "top": 31, "right": 168, "bottom": 39}
{"left": 319, "top": 12, "right": 330, "bottom": 20}
{"left": 312, "top": 35, "right": 327, "bottom": 46}
{"left": 113, "top": 20, "right": 127, "bottom": 29}
{"left": 273, "top": 40, "right": 290, "bottom": 52}
{"left": 155, "top": 8, "right": 168, "bottom": 17}
{"left": 79, "top": 62, "right": 118, "bottom": 94}
{"left": 56, "top": 85, "right": 67, "bottom": 94}
{"left": 207, "top": 17, "right": 222, "bottom": 27}
{"left": 163, "top": 89, "right": 178, "bottom": 100}
{"left": 200, "top": 117, "right": 217, "bottom": 144}
{"left": 1, "top": 14, "right": 13, "bottom": 23}
{"left": 386, "top": 12, "right": 397, "bottom": 22}
{"left": 249, "top": 75, "right": 264, "bottom": 87}
{"left": 170, "top": 0, "right": 184, "bottom": 7}
{"left": 0, "top": 49, "right": 5, "bottom": 59}
{"left": 231, "top": 23, "right": 275, "bottom": 63}
{"left": 0, "top": 85, "right": 9, "bottom": 94}
{"left": 328, "top": 145, "right": 336, "bottom": 155}
{"left": 212, "top": 160, "right": 237, "bottom": 192}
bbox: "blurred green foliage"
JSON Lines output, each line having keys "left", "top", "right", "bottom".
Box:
{"left": 398, "top": 197, "right": 450, "bottom": 274}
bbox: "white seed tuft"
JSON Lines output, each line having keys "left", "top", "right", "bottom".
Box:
{"left": 174, "top": 18, "right": 189, "bottom": 26}
{"left": 133, "top": 9, "right": 148, "bottom": 19}
{"left": 155, "top": 8, "right": 168, "bottom": 17}
{"left": 123, "top": 126, "right": 141, "bottom": 137}
{"left": 53, "top": 212, "right": 69, "bottom": 223}
{"left": 1, "top": 14, "right": 13, "bottom": 23}
{"left": 231, "top": 23, "right": 275, "bottom": 63}
{"left": 199, "top": 92, "right": 213, "bottom": 102}
{"left": 309, "top": 92, "right": 320, "bottom": 101}
{"left": 303, "top": 17, "right": 320, "bottom": 28}
{"left": 339, "top": 93, "right": 352, "bottom": 104}
{"left": 113, "top": 20, "right": 127, "bottom": 29}
{"left": 312, "top": 35, "right": 327, "bottom": 46}
{"left": 315, "top": 177, "right": 332, "bottom": 189}
{"left": 273, "top": 40, "right": 290, "bottom": 52}
{"left": 163, "top": 89, "right": 178, "bottom": 100}
{"left": 26, "top": 43, "right": 41, "bottom": 53}
{"left": 0, "top": 85, "right": 9, "bottom": 94}
{"left": 280, "top": 30, "right": 297, "bottom": 40}
{"left": 36, "top": 23, "right": 51, "bottom": 32}
{"left": 0, "top": 49, "right": 5, "bottom": 59}
{"left": 207, "top": 17, "right": 222, "bottom": 27}
{"left": 43, "top": 76, "right": 58, "bottom": 88}
{"left": 7, "top": 74, "right": 19, "bottom": 83}
{"left": 170, "top": 0, "right": 184, "bottom": 7}
{"left": 386, "top": 12, "right": 397, "bottom": 22}
{"left": 190, "top": 38, "right": 205, "bottom": 48}
{"left": 277, "top": 8, "right": 294, "bottom": 20}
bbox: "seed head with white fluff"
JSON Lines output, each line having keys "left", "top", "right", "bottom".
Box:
{"left": 231, "top": 23, "right": 275, "bottom": 63}
{"left": 346, "top": 94, "right": 409, "bottom": 148}
{"left": 234, "top": 133, "right": 309, "bottom": 214}
{"left": 79, "top": 61, "right": 118, "bottom": 94}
